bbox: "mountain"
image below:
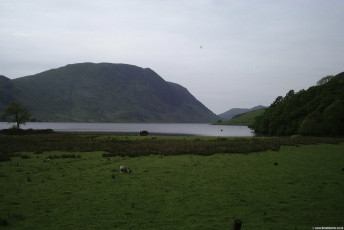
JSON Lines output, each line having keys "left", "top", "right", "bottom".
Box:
{"left": 0, "top": 63, "right": 219, "bottom": 123}
{"left": 218, "top": 105, "right": 266, "bottom": 121}
{"left": 250, "top": 72, "right": 344, "bottom": 136}
{"left": 0, "top": 75, "right": 15, "bottom": 117}
{"left": 218, "top": 108, "right": 266, "bottom": 126}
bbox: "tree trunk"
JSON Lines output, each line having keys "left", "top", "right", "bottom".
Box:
{"left": 15, "top": 112, "right": 19, "bottom": 129}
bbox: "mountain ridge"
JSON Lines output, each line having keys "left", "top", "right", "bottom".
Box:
{"left": 0, "top": 63, "right": 218, "bottom": 123}
{"left": 218, "top": 105, "right": 266, "bottom": 121}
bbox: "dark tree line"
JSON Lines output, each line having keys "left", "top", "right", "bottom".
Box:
{"left": 249, "top": 73, "right": 344, "bottom": 136}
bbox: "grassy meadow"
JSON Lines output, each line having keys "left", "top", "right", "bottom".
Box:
{"left": 0, "top": 134, "right": 344, "bottom": 229}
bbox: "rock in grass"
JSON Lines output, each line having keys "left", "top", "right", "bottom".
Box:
{"left": 120, "top": 166, "right": 130, "bottom": 173}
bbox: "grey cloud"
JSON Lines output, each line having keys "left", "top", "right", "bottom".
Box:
{"left": 0, "top": 0, "right": 343, "bottom": 114}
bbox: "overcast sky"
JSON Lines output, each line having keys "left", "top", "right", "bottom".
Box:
{"left": 1, "top": 0, "right": 343, "bottom": 114}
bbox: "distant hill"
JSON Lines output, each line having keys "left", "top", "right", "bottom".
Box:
{"left": 218, "top": 108, "right": 266, "bottom": 126}
{"left": 218, "top": 105, "right": 266, "bottom": 121}
{"left": 0, "top": 75, "right": 15, "bottom": 121}
{"left": 0, "top": 63, "right": 219, "bottom": 123}
{"left": 250, "top": 72, "right": 344, "bottom": 136}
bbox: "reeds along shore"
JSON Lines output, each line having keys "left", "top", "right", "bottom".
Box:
{"left": 0, "top": 132, "right": 343, "bottom": 161}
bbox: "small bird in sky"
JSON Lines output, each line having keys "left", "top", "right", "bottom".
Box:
{"left": 200, "top": 45, "right": 203, "bottom": 49}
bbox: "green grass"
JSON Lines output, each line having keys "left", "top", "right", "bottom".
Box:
{"left": 0, "top": 137, "right": 343, "bottom": 229}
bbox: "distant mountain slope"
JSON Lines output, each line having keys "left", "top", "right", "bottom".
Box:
{"left": 218, "top": 108, "right": 266, "bottom": 126}
{"left": 218, "top": 105, "right": 265, "bottom": 121}
{"left": 0, "top": 63, "right": 218, "bottom": 123}
{"left": 0, "top": 75, "right": 15, "bottom": 120}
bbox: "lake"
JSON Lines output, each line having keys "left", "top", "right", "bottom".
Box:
{"left": 0, "top": 122, "right": 254, "bottom": 137}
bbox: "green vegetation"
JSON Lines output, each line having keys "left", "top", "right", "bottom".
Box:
{"left": 0, "top": 63, "right": 218, "bottom": 123}
{"left": 217, "top": 108, "right": 265, "bottom": 126}
{"left": 250, "top": 72, "right": 344, "bottom": 136}
{"left": 2, "top": 102, "right": 31, "bottom": 129}
{"left": 316, "top": 75, "right": 334, "bottom": 86}
{"left": 0, "top": 133, "right": 343, "bottom": 229}
{"left": 1, "top": 132, "right": 342, "bottom": 161}
{"left": 1, "top": 68, "right": 344, "bottom": 228}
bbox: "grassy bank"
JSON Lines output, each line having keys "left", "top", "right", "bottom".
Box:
{"left": 0, "top": 134, "right": 343, "bottom": 229}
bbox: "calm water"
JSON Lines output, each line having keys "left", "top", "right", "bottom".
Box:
{"left": 0, "top": 122, "right": 254, "bottom": 137}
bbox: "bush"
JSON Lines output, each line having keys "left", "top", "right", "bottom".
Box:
{"left": 102, "top": 152, "right": 116, "bottom": 158}
{"left": 139, "top": 130, "right": 149, "bottom": 136}
{"left": 48, "top": 154, "right": 81, "bottom": 159}
{"left": 20, "top": 154, "right": 31, "bottom": 159}
{"left": 0, "top": 128, "right": 54, "bottom": 135}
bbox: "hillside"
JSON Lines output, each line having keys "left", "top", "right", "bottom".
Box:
{"left": 250, "top": 72, "right": 344, "bottom": 136}
{"left": 0, "top": 63, "right": 218, "bottom": 123}
{"left": 218, "top": 105, "right": 265, "bottom": 121}
{"left": 218, "top": 108, "right": 266, "bottom": 126}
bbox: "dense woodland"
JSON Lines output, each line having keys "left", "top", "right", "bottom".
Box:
{"left": 250, "top": 72, "right": 344, "bottom": 136}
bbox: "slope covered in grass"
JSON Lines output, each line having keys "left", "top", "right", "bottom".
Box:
{"left": 218, "top": 108, "right": 266, "bottom": 126}
{"left": 0, "top": 63, "right": 218, "bottom": 123}
{"left": 218, "top": 105, "right": 265, "bottom": 121}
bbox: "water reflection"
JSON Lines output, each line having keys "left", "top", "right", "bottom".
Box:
{"left": 0, "top": 122, "right": 253, "bottom": 137}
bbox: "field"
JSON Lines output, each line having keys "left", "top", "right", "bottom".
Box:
{"left": 0, "top": 133, "right": 344, "bottom": 229}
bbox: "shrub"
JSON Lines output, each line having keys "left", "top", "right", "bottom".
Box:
{"left": 139, "top": 130, "right": 149, "bottom": 136}
{"left": 48, "top": 154, "right": 81, "bottom": 159}
{"left": 0, "top": 128, "right": 54, "bottom": 135}
{"left": 102, "top": 152, "right": 116, "bottom": 158}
